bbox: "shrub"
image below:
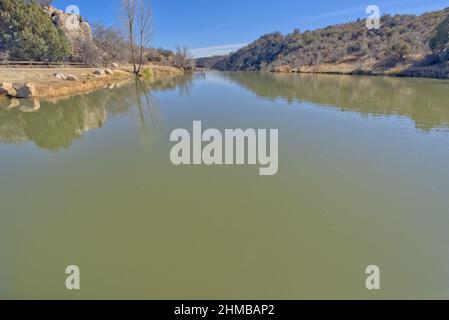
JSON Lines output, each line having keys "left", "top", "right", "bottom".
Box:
{"left": 80, "top": 39, "right": 101, "bottom": 66}
{"left": 141, "top": 67, "right": 153, "bottom": 80}
{"left": 430, "top": 14, "right": 449, "bottom": 60}
{"left": 92, "top": 23, "right": 129, "bottom": 64}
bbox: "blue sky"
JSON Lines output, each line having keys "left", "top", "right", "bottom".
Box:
{"left": 53, "top": 0, "right": 449, "bottom": 57}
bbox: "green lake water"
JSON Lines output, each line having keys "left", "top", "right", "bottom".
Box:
{"left": 1, "top": 72, "right": 449, "bottom": 299}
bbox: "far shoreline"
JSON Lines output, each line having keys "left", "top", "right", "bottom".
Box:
{"left": 200, "top": 66, "right": 449, "bottom": 81}
{"left": 266, "top": 68, "right": 449, "bottom": 80}
{"left": 200, "top": 57, "right": 449, "bottom": 80}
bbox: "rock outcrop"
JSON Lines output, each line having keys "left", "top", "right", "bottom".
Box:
{"left": 44, "top": 6, "right": 96, "bottom": 62}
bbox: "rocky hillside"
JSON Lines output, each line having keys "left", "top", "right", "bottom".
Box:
{"left": 211, "top": 8, "right": 449, "bottom": 78}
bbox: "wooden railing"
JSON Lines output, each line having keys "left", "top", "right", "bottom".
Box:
{"left": 0, "top": 61, "right": 90, "bottom": 68}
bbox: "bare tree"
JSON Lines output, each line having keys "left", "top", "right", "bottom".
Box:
{"left": 173, "top": 45, "right": 194, "bottom": 70}
{"left": 80, "top": 39, "right": 101, "bottom": 66}
{"left": 118, "top": 0, "right": 152, "bottom": 75}
{"left": 92, "top": 23, "right": 129, "bottom": 64}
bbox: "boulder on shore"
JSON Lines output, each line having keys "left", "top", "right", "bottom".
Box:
{"left": 54, "top": 72, "right": 67, "bottom": 80}
{"left": 0, "top": 83, "right": 17, "bottom": 97}
{"left": 66, "top": 74, "right": 79, "bottom": 81}
{"left": 93, "top": 69, "right": 105, "bottom": 76}
{"left": 14, "top": 84, "right": 38, "bottom": 98}
{"left": 54, "top": 72, "right": 79, "bottom": 81}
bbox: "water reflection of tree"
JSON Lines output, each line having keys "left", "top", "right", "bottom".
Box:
{"left": 223, "top": 72, "right": 449, "bottom": 131}
{"left": 133, "top": 79, "right": 160, "bottom": 147}
{"left": 149, "top": 73, "right": 195, "bottom": 96}
{"left": 134, "top": 74, "right": 195, "bottom": 145}
{"left": 0, "top": 74, "right": 194, "bottom": 150}
{"left": 0, "top": 97, "right": 108, "bottom": 150}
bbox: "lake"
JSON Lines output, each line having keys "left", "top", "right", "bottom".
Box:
{"left": 1, "top": 72, "right": 449, "bottom": 299}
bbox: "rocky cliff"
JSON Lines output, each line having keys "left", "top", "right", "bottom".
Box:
{"left": 44, "top": 6, "right": 96, "bottom": 62}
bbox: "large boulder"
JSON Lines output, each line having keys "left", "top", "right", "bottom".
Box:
{"left": 93, "top": 69, "right": 105, "bottom": 76}
{"left": 54, "top": 72, "right": 79, "bottom": 81}
{"left": 54, "top": 72, "right": 67, "bottom": 80}
{"left": 66, "top": 74, "right": 79, "bottom": 81}
{"left": 14, "top": 84, "right": 38, "bottom": 98}
{"left": 0, "top": 83, "right": 16, "bottom": 96}
{"left": 45, "top": 6, "right": 96, "bottom": 62}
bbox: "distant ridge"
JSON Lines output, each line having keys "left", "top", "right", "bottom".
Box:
{"left": 203, "top": 8, "right": 449, "bottom": 79}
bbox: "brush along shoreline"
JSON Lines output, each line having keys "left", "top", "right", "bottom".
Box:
{"left": 0, "top": 64, "right": 184, "bottom": 101}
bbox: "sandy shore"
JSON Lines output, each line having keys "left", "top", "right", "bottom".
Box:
{"left": 0, "top": 64, "right": 183, "bottom": 99}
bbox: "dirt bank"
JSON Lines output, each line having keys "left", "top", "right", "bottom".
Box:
{"left": 271, "top": 57, "right": 449, "bottom": 79}
{"left": 0, "top": 64, "right": 183, "bottom": 99}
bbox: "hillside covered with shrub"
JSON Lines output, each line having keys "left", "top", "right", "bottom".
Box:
{"left": 210, "top": 8, "right": 449, "bottom": 78}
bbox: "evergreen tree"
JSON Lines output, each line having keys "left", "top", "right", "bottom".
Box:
{"left": 0, "top": 0, "right": 70, "bottom": 61}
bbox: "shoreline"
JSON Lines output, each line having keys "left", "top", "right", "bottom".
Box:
{"left": 267, "top": 69, "right": 449, "bottom": 80}
{"left": 0, "top": 64, "right": 184, "bottom": 101}
{"left": 268, "top": 68, "right": 449, "bottom": 80}
{"left": 206, "top": 67, "right": 449, "bottom": 81}
{"left": 203, "top": 62, "right": 449, "bottom": 80}
{"left": 267, "top": 60, "right": 449, "bottom": 80}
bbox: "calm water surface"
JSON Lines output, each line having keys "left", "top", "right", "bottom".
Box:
{"left": 1, "top": 72, "right": 449, "bottom": 299}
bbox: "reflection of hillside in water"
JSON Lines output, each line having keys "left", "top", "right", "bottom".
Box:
{"left": 0, "top": 74, "right": 194, "bottom": 150}
{"left": 223, "top": 72, "right": 449, "bottom": 131}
